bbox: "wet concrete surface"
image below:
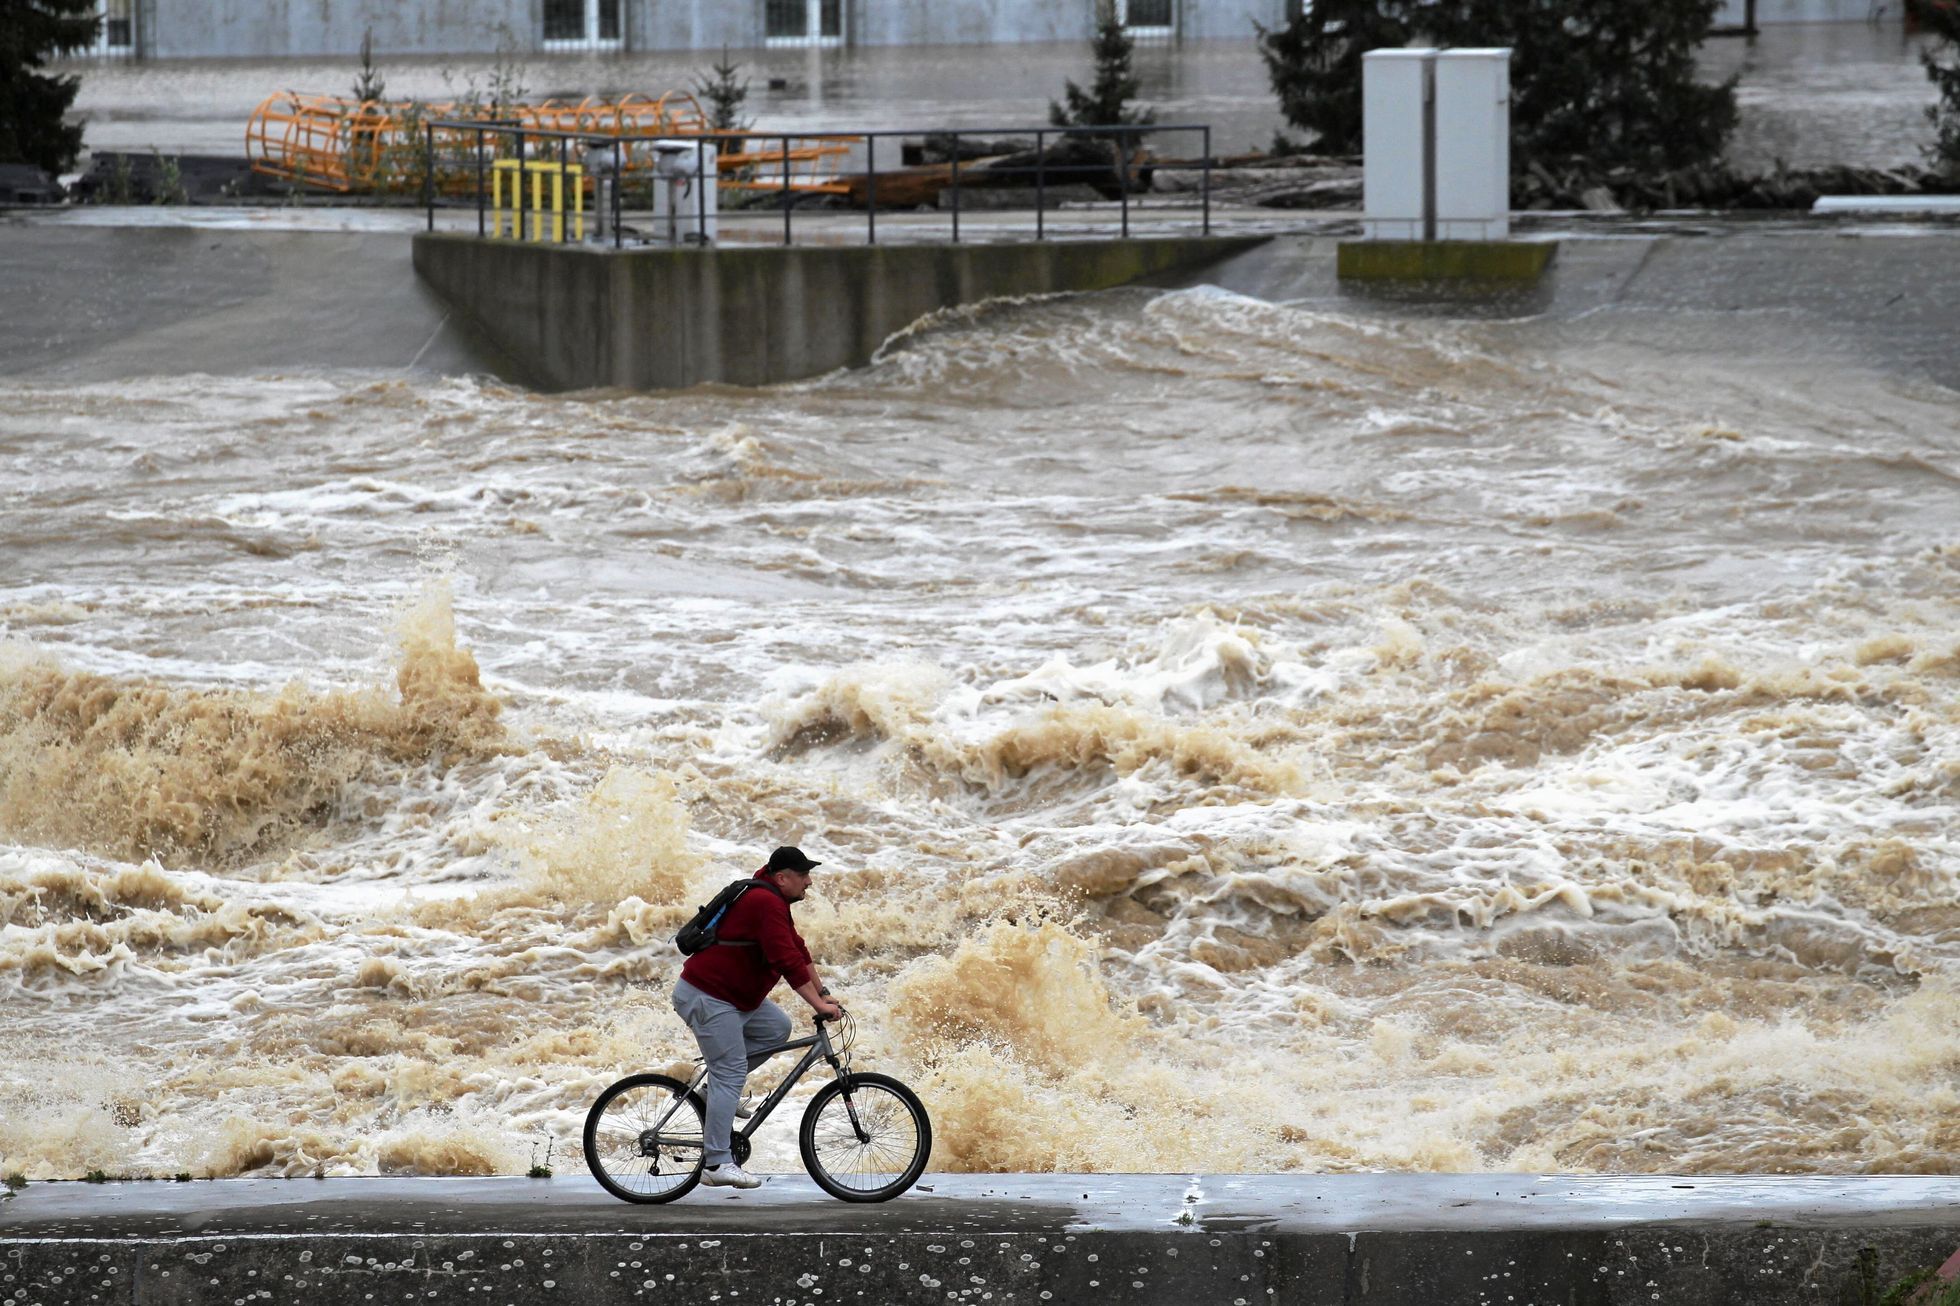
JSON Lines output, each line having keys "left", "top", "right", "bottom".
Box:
{"left": 7, "top": 211, "right": 1960, "bottom": 394}
{"left": 8, "top": 1172, "right": 1960, "bottom": 1236}
{"left": 2, "top": 1174, "right": 1958, "bottom": 1304}
{"left": 1190, "top": 221, "right": 1960, "bottom": 393}
{"left": 0, "top": 221, "right": 519, "bottom": 383}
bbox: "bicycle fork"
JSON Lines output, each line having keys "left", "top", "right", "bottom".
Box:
{"left": 818, "top": 1025, "right": 873, "bottom": 1146}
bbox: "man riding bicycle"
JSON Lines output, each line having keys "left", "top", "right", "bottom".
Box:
{"left": 671, "top": 846, "right": 843, "bottom": 1189}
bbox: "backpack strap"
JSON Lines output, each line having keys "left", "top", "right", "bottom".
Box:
{"left": 713, "top": 878, "right": 787, "bottom": 947}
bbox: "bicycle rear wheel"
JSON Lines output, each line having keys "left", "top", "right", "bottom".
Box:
{"left": 798, "top": 1071, "right": 931, "bottom": 1202}
{"left": 583, "top": 1073, "right": 706, "bottom": 1204}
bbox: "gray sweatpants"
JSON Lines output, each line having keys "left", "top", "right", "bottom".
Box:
{"left": 671, "top": 978, "right": 792, "bottom": 1167}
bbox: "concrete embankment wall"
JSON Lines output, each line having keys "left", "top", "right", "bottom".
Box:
{"left": 6, "top": 1175, "right": 1960, "bottom": 1306}
{"left": 6, "top": 1216, "right": 1960, "bottom": 1304}
{"left": 411, "top": 233, "right": 1268, "bottom": 392}
{"left": 0, "top": 223, "right": 519, "bottom": 383}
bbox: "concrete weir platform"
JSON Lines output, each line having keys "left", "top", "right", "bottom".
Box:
{"left": 411, "top": 233, "right": 1268, "bottom": 392}
{"left": 4, "top": 1174, "right": 1958, "bottom": 1305}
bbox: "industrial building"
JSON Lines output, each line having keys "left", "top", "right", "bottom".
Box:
{"left": 77, "top": 0, "right": 1890, "bottom": 60}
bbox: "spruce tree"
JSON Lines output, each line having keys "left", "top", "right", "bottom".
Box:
{"left": 0, "top": 0, "right": 101, "bottom": 175}
{"left": 1256, "top": 0, "right": 1419, "bottom": 156}
{"left": 1426, "top": 0, "right": 1736, "bottom": 176}
{"left": 692, "top": 45, "right": 751, "bottom": 152}
{"left": 1050, "top": 5, "right": 1155, "bottom": 133}
{"left": 351, "top": 27, "right": 386, "bottom": 104}
{"left": 1919, "top": 0, "right": 1960, "bottom": 174}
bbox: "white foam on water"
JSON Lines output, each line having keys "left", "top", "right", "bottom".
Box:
{"left": 0, "top": 290, "right": 1956, "bottom": 1179}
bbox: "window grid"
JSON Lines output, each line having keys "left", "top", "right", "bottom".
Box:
{"left": 543, "top": 0, "right": 624, "bottom": 50}
{"left": 95, "top": 0, "right": 134, "bottom": 57}
{"left": 1118, "top": 0, "right": 1174, "bottom": 41}
{"left": 766, "top": 0, "right": 844, "bottom": 48}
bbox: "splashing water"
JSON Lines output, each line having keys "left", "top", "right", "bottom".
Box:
{"left": 1, "top": 288, "right": 1956, "bottom": 1179}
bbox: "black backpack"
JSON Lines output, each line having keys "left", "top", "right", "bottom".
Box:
{"left": 674, "top": 879, "right": 784, "bottom": 956}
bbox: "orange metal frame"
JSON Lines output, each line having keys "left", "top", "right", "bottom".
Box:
{"left": 246, "top": 91, "right": 856, "bottom": 198}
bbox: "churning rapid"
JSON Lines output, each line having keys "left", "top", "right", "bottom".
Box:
{"left": 1, "top": 286, "right": 1956, "bottom": 1181}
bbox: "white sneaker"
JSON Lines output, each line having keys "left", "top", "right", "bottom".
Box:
{"left": 700, "top": 1163, "right": 762, "bottom": 1190}
{"left": 735, "top": 1097, "right": 758, "bottom": 1120}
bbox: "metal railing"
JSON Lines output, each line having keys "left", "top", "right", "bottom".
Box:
{"left": 421, "top": 121, "right": 1214, "bottom": 248}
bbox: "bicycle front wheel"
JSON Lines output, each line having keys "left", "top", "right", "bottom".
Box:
{"left": 583, "top": 1073, "right": 706, "bottom": 1204}
{"left": 798, "top": 1071, "right": 931, "bottom": 1202}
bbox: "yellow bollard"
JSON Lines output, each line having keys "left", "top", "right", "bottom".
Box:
{"left": 491, "top": 158, "right": 522, "bottom": 238}
{"left": 488, "top": 157, "right": 589, "bottom": 243}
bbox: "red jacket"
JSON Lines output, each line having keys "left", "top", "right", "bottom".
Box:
{"left": 678, "top": 869, "right": 815, "bottom": 1012}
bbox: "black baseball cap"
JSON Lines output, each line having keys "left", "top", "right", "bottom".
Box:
{"left": 766, "top": 846, "right": 821, "bottom": 874}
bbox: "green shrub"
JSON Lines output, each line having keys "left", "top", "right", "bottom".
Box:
{"left": 1919, "top": 0, "right": 1960, "bottom": 174}
{"left": 3, "top": 1172, "right": 25, "bottom": 1191}
{"left": 1877, "top": 1266, "right": 1960, "bottom": 1306}
{"left": 1257, "top": 0, "right": 1737, "bottom": 180}
{"left": 150, "top": 150, "right": 186, "bottom": 204}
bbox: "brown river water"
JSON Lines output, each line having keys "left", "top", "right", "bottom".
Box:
{"left": 1, "top": 282, "right": 1957, "bottom": 1180}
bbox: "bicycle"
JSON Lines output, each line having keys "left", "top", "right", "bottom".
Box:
{"left": 582, "top": 1010, "right": 932, "bottom": 1204}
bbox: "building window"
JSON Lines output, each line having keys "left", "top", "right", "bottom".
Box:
{"left": 96, "top": 0, "right": 134, "bottom": 56}
{"left": 1117, "top": 0, "right": 1173, "bottom": 37}
{"left": 766, "top": 0, "right": 843, "bottom": 47}
{"left": 544, "top": 0, "right": 622, "bottom": 49}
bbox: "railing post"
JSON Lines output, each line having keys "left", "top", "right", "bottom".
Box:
{"left": 476, "top": 127, "right": 486, "bottom": 237}
{"left": 516, "top": 129, "right": 526, "bottom": 240}
{"left": 1035, "top": 128, "right": 1045, "bottom": 241}
{"left": 559, "top": 135, "right": 570, "bottom": 243}
{"left": 424, "top": 121, "right": 434, "bottom": 231}
{"left": 950, "top": 131, "right": 960, "bottom": 245}
{"left": 696, "top": 136, "right": 707, "bottom": 246}
{"left": 782, "top": 134, "right": 792, "bottom": 246}
{"left": 1201, "top": 125, "right": 1211, "bottom": 236}
{"left": 1119, "top": 128, "right": 1130, "bottom": 240}
{"left": 866, "top": 133, "right": 877, "bottom": 246}
{"left": 616, "top": 138, "right": 624, "bottom": 249}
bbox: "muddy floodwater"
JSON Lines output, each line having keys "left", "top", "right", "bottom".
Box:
{"left": 1, "top": 259, "right": 1956, "bottom": 1182}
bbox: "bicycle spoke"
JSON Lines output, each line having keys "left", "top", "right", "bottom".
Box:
{"left": 586, "top": 1076, "right": 705, "bottom": 1201}
{"left": 809, "top": 1082, "right": 922, "bottom": 1192}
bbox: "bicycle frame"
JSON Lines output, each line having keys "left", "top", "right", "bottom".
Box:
{"left": 675, "top": 1018, "right": 860, "bottom": 1147}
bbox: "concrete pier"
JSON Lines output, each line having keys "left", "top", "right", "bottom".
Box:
{"left": 4, "top": 1174, "right": 1958, "bottom": 1305}
{"left": 410, "top": 232, "right": 1269, "bottom": 392}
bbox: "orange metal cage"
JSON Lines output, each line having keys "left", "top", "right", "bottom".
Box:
{"left": 245, "top": 91, "right": 712, "bottom": 194}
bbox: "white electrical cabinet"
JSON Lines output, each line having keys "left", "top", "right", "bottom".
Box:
{"left": 1434, "top": 50, "right": 1511, "bottom": 240}
{"left": 1361, "top": 49, "right": 1437, "bottom": 242}
{"left": 1362, "top": 46, "right": 1512, "bottom": 242}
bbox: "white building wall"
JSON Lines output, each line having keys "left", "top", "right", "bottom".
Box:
{"left": 150, "top": 0, "right": 537, "bottom": 58}
{"left": 1714, "top": 0, "right": 1882, "bottom": 24}
{"left": 137, "top": 0, "right": 1298, "bottom": 58}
